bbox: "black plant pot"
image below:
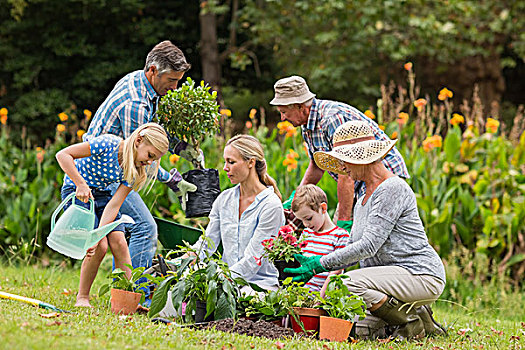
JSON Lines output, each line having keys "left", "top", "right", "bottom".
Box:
{"left": 195, "top": 300, "right": 214, "bottom": 323}
{"left": 273, "top": 259, "right": 301, "bottom": 283}
{"left": 182, "top": 169, "right": 221, "bottom": 218}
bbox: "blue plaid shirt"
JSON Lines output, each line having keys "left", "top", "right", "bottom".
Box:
{"left": 302, "top": 98, "right": 409, "bottom": 197}
{"left": 85, "top": 70, "right": 177, "bottom": 182}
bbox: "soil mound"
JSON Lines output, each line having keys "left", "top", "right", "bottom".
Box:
{"left": 198, "top": 318, "right": 295, "bottom": 340}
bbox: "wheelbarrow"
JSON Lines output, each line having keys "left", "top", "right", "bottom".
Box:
{"left": 154, "top": 216, "right": 203, "bottom": 251}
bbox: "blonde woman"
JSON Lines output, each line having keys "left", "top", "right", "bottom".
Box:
{"left": 189, "top": 135, "right": 284, "bottom": 290}
{"left": 56, "top": 123, "right": 169, "bottom": 307}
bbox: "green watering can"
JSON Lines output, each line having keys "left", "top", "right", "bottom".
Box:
{"left": 47, "top": 192, "right": 134, "bottom": 260}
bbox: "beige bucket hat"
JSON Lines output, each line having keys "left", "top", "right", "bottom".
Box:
{"left": 270, "top": 76, "right": 316, "bottom": 105}
{"left": 313, "top": 120, "right": 397, "bottom": 174}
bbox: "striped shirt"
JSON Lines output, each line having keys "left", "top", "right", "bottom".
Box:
{"left": 300, "top": 226, "right": 350, "bottom": 292}
{"left": 302, "top": 98, "right": 409, "bottom": 197}
{"left": 84, "top": 70, "right": 172, "bottom": 182}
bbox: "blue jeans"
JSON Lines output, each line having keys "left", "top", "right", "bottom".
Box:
{"left": 106, "top": 182, "right": 158, "bottom": 270}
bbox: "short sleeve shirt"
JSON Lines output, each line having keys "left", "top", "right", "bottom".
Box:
{"left": 63, "top": 134, "right": 130, "bottom": 189}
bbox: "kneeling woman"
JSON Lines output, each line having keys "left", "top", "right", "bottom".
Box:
{"left": 188, "top": 135, "right": 284, "bottom": 290}
{"left": 287, "top": 121, "right": 446, "bottom": 339}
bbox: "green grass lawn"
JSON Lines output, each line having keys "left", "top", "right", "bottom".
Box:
{"left": 0, "top": 261, "right": 523, "bottom": 350}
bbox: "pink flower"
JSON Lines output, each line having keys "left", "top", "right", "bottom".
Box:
{"left": 284, "top": 234, "right": 297, "bottom": 245}
{"left": 278, "top": 225, "right": 294, "bottom": 237}
{"left": 262, "top": 238, "right": 274, "bottom": 249}
{"left": 253, "top": 256, "right": 262, "bottom": 266}
{"left": 299, "top": 241, "right": 308, "bottom": 249}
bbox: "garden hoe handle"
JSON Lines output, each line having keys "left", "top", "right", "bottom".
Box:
{"left": 0, "top": 291, "right": 71, "bottom": 313}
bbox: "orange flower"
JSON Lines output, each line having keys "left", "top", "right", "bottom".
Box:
{"left": 245, "top": 121, "right": 253, "bottom": 129}
{"left": 391, "top": 131, "right": 398, "bottom": 139}
{"left": 485, "top": 118, "right": 500, "bottom": 133}
{"left": 378, "top": 125, "right": 385, "bottom": 131}
{"left": 414, "top": 98, "right": 427, "bottom": 111}
{"left": 220, "top": 108, "right": 232, "bottom": 117}
{"left": 58, "top": 112, "right": 68, "bottom": 122}
{"left": 277, "top": 121, "right": 297, "bottom": 138}
{"left": 282, "top": 157, "right": 298, "bottom": 172}
{"left": 169, "top": 154, "right": 180, "bottom": 164}
{"left": 83, "top": 109, "right": 92, "bottom": 120}
{"left": 438, "top": 87, "right": 453, "bottom": 101}
{"left": 0, "top": 107, "right": 7, "bottom": 116}
{"left": 56, "top": 124, "right": 66, "bottom": 132}
{"left": 397, "top": 112, "right": 409, "bottom": 125}
{"left": 404, "top": 62, "right": 413, "bottom": 71}
{"left": 422, "top": 135, "right": 442, "bottom": 152}
{"left": 364, "top": 109, "right": 375, "bottom": 120}
{"left": 249, "top": 108, "right": 257, "bottom": 120}
{"left": 77, "top": 129, "right": 86, "bottom": 139}
{"left": 450, "top": 113, "right": 464, "bottom": 126}
{"left": 36, "top": 148, "right": 45, "bottom": 163}
{"left": 287, "top": 149, "right": 299, "bottom": 159}
{"left": 0, "top": 114, "right": 7, "bottom": 125}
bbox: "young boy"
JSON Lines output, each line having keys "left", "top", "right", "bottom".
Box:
{"left": 291, "top": 184, "right": 350, "bottom": 296}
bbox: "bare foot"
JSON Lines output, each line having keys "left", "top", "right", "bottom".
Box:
{"left": 75, "top": 297, "right": 93, "bottom": 308}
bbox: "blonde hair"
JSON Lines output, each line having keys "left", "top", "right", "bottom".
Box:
{"left": 226, "top": 134, "right": 282, "bottom": 201}
{"left": 121, "top": 123, "right": 169, "bottom": 192}
{"left": 291, "top": 184, "right": 327, "bottom": 212}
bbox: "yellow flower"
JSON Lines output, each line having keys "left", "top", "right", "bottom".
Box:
{"left": 422, "top": 135, "right": 442, "bottom": 152}
{"left": 450, "top": 113, "right": 464, "bottom": 126}
{"left": 404, "top": 62, "right": 413, "bottom": 71}
{"left": 438, "top": 87, "right": 453, "bottom": 101}
{"left": 249, "top": 108, "right": 257, "bottom": 119}
{"left": 397, "top": 112, "right": 409, "bottom": 125}
{"left": 83, "top": 109, "right": 92, "bottom": 120}
{"left": 364, "top": 110, "right": 375, "bottom": 120}
{"left": 220, "top": 108, "right": 232, "bottom": 117}
{"left": 391, "top": 131, "right": 398, "bottom": 139}
{"left": 56, "top": 124, "right": 66, "bottom": 132}
{"left": 0, "top": 107, "right": 7, "bottom": 116}
{"left": 77, "top": 129, "right": 86, "bottom": 139}
{"left": 58, "top": 112, "right": 69, "bottom": 122}
{"left": 36, "top": 147, "right": 43, "bottom": 152}
{"left": 378, "top": 125, "right": 385, "bottom": 131}
{"left": 169, "top": 154, "right": 180, "bottom": 164}
{"left": 455, "top": 163, "right": 469, "bottom": 173}
{"left": 245, "top": 121, "right": 253, "bottom": 129}
{"left": 485, "top": 118, "right": 500, "bottom": 133}
{"left": 414, "top": 98, "right": 427, "bottom": 111}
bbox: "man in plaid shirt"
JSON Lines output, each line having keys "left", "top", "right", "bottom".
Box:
{"left": 270, "top": 76, "right": 409, "bottom": 233}
{"left": 85, "top": 41, "right": 200, "bottom": 305}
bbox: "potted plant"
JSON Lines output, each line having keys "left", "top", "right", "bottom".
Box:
{"left": 156, "top": 77, "right": 221, "bottom": 218}
{"left": 148, "top": 243, "right": 246, "bottom": 323}
{"left": 261, "top": 225, "right": 307, "bottom": 282}
{"left": 99, "top": 264, "right": 163, "bottom": 315}
{"left": 318, "top": 275, "right": 367, "bottom": 342}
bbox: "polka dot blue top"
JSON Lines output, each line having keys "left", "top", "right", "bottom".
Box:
{"left": 63, "top": 134, "right": 131, "bottom": 189}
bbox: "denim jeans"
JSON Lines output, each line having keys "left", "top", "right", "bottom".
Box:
{"left": 105, "top": 182, "right": 158, "bottom": 270}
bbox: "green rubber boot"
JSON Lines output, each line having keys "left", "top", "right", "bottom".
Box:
{"left": 371, "top": 297, "right": 425, "bottom": 340}
{"left": 416, "top": 305, "right": 447, "bottom": 337}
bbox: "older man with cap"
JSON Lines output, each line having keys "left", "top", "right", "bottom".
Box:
{"left": 270, "top": 76, "right": 409, "bottom": 232}
{"left": 285, "top": 120, "right": 447, "bottom": 340}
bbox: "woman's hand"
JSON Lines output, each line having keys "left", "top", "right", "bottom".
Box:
{"left": 75, "top": 184, "right": 93, "bottom": 203}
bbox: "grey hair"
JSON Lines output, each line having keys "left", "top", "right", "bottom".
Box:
{"left": 144, "top": 40, "right": 191, "bottom": 75}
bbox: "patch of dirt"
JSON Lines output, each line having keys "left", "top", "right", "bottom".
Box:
{"left": 197, "top": 318, "right": 295, "bottom": 340}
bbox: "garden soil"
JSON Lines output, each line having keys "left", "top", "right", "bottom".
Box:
{"left": 196, "top": 318, "right": 295, "bottom": 339}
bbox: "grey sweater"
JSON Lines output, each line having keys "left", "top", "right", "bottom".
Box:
{"left": 321, "top": 176, "right": 446, "bottom": 283}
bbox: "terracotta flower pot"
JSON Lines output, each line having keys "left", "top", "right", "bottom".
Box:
{"left": 110, "top": 288, "right": 141, "bottom": 315}
{"left": 290, "top": 307, "right": 326, "bottom": 335}
{"left": 318, "top": 315, "right": 353, "bottom": 342}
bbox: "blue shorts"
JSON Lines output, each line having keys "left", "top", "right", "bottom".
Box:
{"left": 60, "top": 186, "right": 125, "bottom": 233}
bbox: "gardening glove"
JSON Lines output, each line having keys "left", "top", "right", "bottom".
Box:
{"left": 337, "top": 220, "right": 353, "bottom": 233}
{"left": 282, "top": 190, "right": 296, "bottom": 210}
{"left": 179, "top": 143, "right": 205, "bottom": 169}
{"left": 283, "top": 254, "right": 327, "bottom": 283}
{"left": 177, "top": 178, "right": 197, "bottom": 211}
{"left": 163, "top": 168, "right": 184, "bottom": 192}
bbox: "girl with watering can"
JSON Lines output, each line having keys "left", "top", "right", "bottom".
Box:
{"left": 55, "top": 123, "right": 169, "bottom": 307}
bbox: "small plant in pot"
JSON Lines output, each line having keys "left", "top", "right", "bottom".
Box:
{"left": 318, "top": 274, "right": 367, "bottom": 342}
{"left": 99, "top": 264, "right": 162, "bottom": 315}
{"left": 148, "top": 242, "right": 246, "bottom": 324}
{"left": 261, "top": 225, "right": 307, "bottom": 282}
{"left": 156, "top": 77, "right": 221, "bottom": 218}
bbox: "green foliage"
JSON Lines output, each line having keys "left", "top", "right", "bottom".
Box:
{"left": 242, "top": 290, "right": 289, "bottom": 321}
{"left": 157, "top": 78, "right": 220, "bottom": 148}
{"left": 319, "top": 275, "right": 366, "bottom": 321}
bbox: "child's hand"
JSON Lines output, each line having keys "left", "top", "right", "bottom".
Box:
{"left": 85, "top": 243, "right": 99, "bottom": 258}
{"left": 75, "top": 184, "right": 93, "bottom": 203}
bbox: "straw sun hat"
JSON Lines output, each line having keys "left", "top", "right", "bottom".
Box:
{"left": 313, "top": 120, "right": 397, "bottom": 175}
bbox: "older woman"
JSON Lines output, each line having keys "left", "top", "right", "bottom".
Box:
{"left": 189, "top": 134, "right": 284, "bottom": 290}
{"left": 286, "top": 121, "right": 446, "bottom": 340}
